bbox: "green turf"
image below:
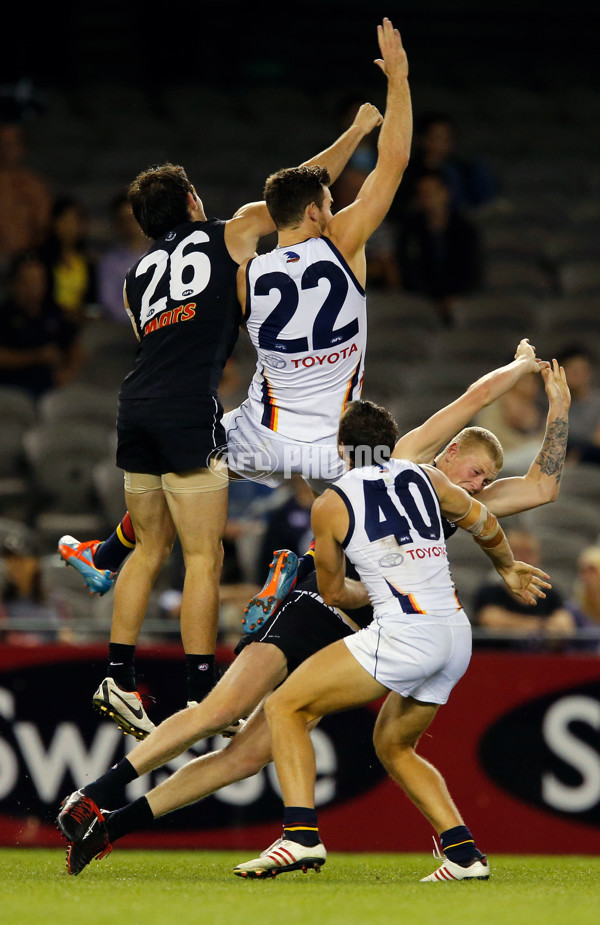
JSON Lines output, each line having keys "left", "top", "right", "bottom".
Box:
{"left": 1, "top": 849, "right": 598, "bottom": 925}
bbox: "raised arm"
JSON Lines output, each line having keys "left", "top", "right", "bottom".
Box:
{"left": 474, "top": 359, "right": 571, "bottom": 517}
{"left": 301, "top": 102, "right": 383, "bottom": 183}
{"left": 224, "top": 104, "right": 383, "bottom": 263}
{"left": 326, "top": 17, "right": 412, "bottom": 260}
{"left": 424, "top": 465, "right": 551, "bottom": 605}
{"left": 311, "top": 490, "right": 371, "bottom": 610}
{"left": 393, "top": 339, "right": 544, "bottom": 464}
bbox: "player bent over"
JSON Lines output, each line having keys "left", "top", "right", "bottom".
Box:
{"left": 232, "top": 404, "right": 550, "bottom": 882}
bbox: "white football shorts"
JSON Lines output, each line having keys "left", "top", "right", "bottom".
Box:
{"left": 343, "top": 609, "right": 472, "bottom": 704}
{"left": 222, "top": 401, "right": 346, "bottom": 493}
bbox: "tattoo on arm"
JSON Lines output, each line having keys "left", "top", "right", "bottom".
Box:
{"left": 535, "top": 417, "right": 569, "bottom": 482}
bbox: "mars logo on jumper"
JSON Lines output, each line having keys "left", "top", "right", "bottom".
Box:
{"left": 284, "top": 251, "right": 300, "bottom": 263}
{"left": 143, "top": 302, "right": 196, "bottom": 335}
{"left": 479, "top": 680, "right": 600, "bottom": 826}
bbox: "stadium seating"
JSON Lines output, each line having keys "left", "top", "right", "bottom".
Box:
{"left": 38, "top": 384, "right": 119, "bottom": 434}
{"left": 452, "top": 293, "right": 539, "bottom": 333}
{"left": 0, "top": 388, "right": 39, "bottom": 517}
{"left": 558, "top": 463, "right": 600, "bottom": 505}
{"left": 3, "top": 69, "right": 599, "bottom": 645}
{"left": 92, "top": 458, "right": 127, "bottom": 529}
{"left": 483, "top": 255, "right": 556, "bottom": 298}
{"left": 558, "top": 259, "right": 600, "bottom": 297}
{"left": 524, "top": 495, "right": 600, "bottom": 546}
{"left": 22, "top": 422, "right": 111, "bottom": 549}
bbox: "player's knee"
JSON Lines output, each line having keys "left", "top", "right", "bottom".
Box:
{"left": 133, "top": 537, "right": 173, "bottom": 572}
{"left": 185, "top": 540, "right": 224, "bottom": 572}
{"left": 185, "top": 695, "right": 237, "bottom": 737}
{"left": 264, "top": 688, "right": 309, "bottom": 726}
{"left": 263, "top": 690, "right": 280, "bottom": 725}
{"left": 373, "top": 727, "right": 415, "bottom": 769}
{"left": 232, "top": 742, "right": 269, "bottom": 779}
{"left": 158, "top": 535, "right": 175, "bottom": 562}
{"left": 211, "top": 705, "right": 240, "bottom": 735}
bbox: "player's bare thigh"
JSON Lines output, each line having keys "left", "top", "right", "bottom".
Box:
{"left": 123, "top": 475, "right": 176, "bottom": 556}
{"left": 266, "top": 638, "right": 389, "bottom": 723}
{"left": 188, "top": 641, "right": 290, "bottom": 728}
{"left": 160, "top": 464, "right": 228, "bottom": 556}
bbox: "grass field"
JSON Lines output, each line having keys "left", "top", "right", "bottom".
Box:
{"left": 1, "top": 849, "right": 599, "bottom": 925}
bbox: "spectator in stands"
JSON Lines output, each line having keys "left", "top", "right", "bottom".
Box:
{"left": 473, "top": 527, "right": 575, "bottom": 650}
{"left": 556, "top": 345, "right": 600, "bottom": 465}
{"left": 0, "top": 251, "right": 82, "bottom": 399}
{"left": 392, "top": 110, "right": 497, "bottom": 219}
{"left": 96, "top": 191, "right": 147, "bottom": 323}
{"left": 565, "top": 546, "right": 600, "bottom": 651}
{"left": 38, "top": 196, "right": 97, "bottom": 323}
{"left": 475, "top": 371, "right": 546, "bottom": 470}
{"left": 0, "top": 121, "right": 52, "bottom": 284}
{"left": 0, "top": 532, "right": 70, "bottom": 644}
{"left": 396, "top": 169, "right": 483, "bottom": 324}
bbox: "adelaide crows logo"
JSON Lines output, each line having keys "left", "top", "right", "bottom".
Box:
{"left": 284, "top": 251, "right": 300, "bottom": 263}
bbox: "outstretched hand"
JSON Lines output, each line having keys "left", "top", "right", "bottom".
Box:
{"left": 514, "top": 337, "right": 549, "bottom": 373}
{"left": 542, "top": 358, "right": 571, "bottom": 408}
{"left": 374, "top": 17, "right": 409, "bottom": 81}
{"left": 351, "top": 102, "right": 383, "bottom": 135}
{"left": 499, "top": 561, "right": 552, "bottom": 606}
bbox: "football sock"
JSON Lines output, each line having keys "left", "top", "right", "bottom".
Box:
{"left": 283, "top": 806, "right": 321, "bottom": 847}
{"left": 107, "top": 643, "right": 137, "bottom": 692}
{"left": 94, "top": 513, "right": 136, "bottom": 572}
{"left": 185, "top": 654, "right": 217, "bottom": 703}
{"left": 296, "top": 540, "right": 316, "bottom": 583}
{"left": 440, "top": 825, "right": 484, "bottom": 866}
{"left": 105, "top": 796, "right": 154, "bottom": 843}
{"left": 82, "top": 757, "right": 138, "bottom": 807}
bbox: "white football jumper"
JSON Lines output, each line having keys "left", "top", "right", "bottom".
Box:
{"left": 223, "top": 235, "right": 366, "bottom": 489}
{"left": 331, "top": 459, "right": 472, "bottom": 703}
{"left": 244, "top": 236, "right": 366, "bottom": 439}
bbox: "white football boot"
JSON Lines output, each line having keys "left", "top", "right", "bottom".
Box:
{"left": 233, "top": 836, "right": 327, "bottom": 878}
{"left": 421, "top": 838, "right": 490, "bottom": 882}
{"left": 93, "top": 677, "right": 155, "bottom": 740}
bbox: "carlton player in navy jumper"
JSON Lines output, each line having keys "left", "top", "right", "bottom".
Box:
{"left": 83, "top": 101, "right": 388, "bottom": 739}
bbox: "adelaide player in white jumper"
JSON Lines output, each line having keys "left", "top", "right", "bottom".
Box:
{"left": 234, "top": 394, "right": 552, "bottom": 882}
{"left": 223, "top": 16, "right": 412, "bottom": 491}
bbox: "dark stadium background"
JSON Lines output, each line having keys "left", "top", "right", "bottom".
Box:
{"left": 2, "top": 2, "right": 599, "bottom": 90}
